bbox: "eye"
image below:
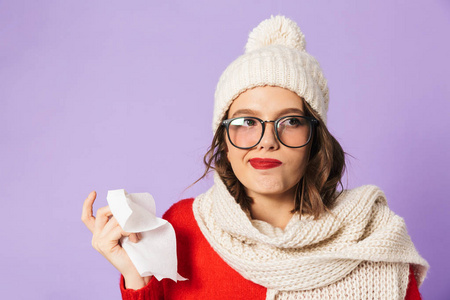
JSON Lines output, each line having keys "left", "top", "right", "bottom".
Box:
{"left": 285, "top": 117, "right": 303, "bottom": 126}
{"left": 229, "top": 117, "right": 258, "bottom": 127}
{"left": 243, "top": 118, "right": 257, "bottom": 127}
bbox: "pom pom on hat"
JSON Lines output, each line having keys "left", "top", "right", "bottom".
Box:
{"left": 212, "top": 15, "right": 329, "bottom": 133}
{"left": 245, "top": 15, "right": 306, "bottom": 53}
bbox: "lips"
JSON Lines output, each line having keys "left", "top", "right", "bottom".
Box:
{"left": 249, "top": 158, "right": 282, "bottom": 170}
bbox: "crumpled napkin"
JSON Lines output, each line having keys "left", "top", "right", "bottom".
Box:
{"left": 106, "top": 189, "right": 187, "bottom": 281}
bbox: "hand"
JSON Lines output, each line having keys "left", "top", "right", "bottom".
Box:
{"left": 81, "top": 191, "right": 151, "bottom": 289}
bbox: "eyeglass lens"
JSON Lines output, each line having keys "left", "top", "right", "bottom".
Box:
{"left": 227, "top": 116, "right": 312, "bottom": 148}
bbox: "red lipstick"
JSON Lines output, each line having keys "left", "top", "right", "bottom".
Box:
{"left": 249, "top": 158, "right": 282, "bottom": 170}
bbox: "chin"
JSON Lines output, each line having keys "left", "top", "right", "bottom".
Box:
{"left": 246, "top": 179, "right": 293, "bottom": 197}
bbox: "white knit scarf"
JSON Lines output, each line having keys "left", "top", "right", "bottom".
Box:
{"left": 192, "top": 172, "right": 429, "bottom": 299}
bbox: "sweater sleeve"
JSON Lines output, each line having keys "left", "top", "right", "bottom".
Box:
{"left": 120, "top": 274, "right": 164, "bottom": 300}
{"left": 404, "top": 264, "right": 422, "bottom": 300}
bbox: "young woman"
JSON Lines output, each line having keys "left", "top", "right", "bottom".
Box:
{"left": 82, "top": 16, "right": 429, "bottom": 299}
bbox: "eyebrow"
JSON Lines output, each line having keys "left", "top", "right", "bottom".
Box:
{"left": 231, "top": 108, "right": 305, "bottom": 118}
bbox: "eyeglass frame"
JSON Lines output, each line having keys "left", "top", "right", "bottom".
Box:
{"left": 221, "top": 115, "right": 319, "bottom": 149}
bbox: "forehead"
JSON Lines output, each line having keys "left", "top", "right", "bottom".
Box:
{"left": 227, "top": 86, "right": 305, "bottom": 117}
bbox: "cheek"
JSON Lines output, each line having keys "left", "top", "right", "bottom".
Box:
{"left": 285, "top": 148, "right": 310, "bottom": 173}
{"left": 226, "top": 147, "right": 243, "bottom": 165}
{"left": 225, "top": 141, "right": 248, "bottom": 172}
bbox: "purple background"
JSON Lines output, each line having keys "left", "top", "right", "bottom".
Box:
{"left": 1, "top": 1, "right": 449, "bottom": 299}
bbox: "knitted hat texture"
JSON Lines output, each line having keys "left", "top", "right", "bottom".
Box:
{"left": 212, "top": 15, "right": 329, "bottom": 133}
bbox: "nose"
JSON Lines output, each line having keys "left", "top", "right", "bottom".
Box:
{"left": 257, "top": 121, "right": 280, "bottom": 150}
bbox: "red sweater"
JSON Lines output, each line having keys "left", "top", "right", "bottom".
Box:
{"left": 120, "top": 198, "right": 422, "bottom": 300}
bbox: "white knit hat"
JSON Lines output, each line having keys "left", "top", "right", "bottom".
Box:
{"left": 212, "top": 15, "right": 329, "bottom": 133}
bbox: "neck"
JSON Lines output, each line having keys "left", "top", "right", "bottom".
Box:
{"left": 247, "top": 187, "right": 296, "bottom": 230}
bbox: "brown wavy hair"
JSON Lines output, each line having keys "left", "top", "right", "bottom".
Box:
{"left": 194, "top": 98, "right": 347, "bottom": 220}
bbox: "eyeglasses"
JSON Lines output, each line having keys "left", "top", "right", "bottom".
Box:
{"left": 222, "top": 115, "right": 318, "bottom": 149}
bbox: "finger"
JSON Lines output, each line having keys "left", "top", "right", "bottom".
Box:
{"left": 94, "top": 222, "right": 123, "bottom": 252}
{"left": 100, "top": 217, "right": 138, "bottom": 243}
{"left": 93, "top": 216, "right": 118, "bottom": 250}
{"left": 100, "top": 215, "right": 120, "bottom": 236}
{"left": 100, "top": 218, "right": 139, "bottom": 244}
{"left": 103, "top": 224, "right": 133, "bottom": 244}
{"left": 81, "top": 191, "right": 97, "bottom": 233}
{"left": 117, "top": 231, "right": 140, "bottom": 244}
{"left": 128, "top": 233, "right": 139, "bottom": 243}
{"left": 94, "top": 205, "right": 113, "bottom": 234}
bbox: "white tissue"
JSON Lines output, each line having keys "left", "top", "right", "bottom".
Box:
{"left": 106, "top": 189, "right": 187, "bottom": 281}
